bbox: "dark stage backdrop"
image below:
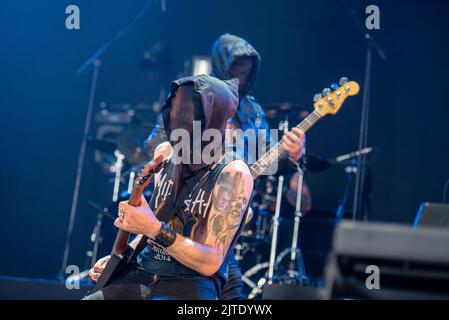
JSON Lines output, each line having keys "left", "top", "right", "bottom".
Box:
{"left": 1, "top": 0, "right": 448, "bottom": 279}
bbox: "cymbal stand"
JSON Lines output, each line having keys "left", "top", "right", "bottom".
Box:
{"left": 85, "top": 202, "right": 108, "bottom": 269}
{"left": 268, "top": 175, "right": 284, "bottom": 283}
{"left": 84, "top": 200, "right": 117, "bottom": 270}
{"left": 247, "top": 176, "right": 284, "bottom": 299}
{"left": 287, "top": 159, "right": 306, "bottom": 275}
{"left": 112, "top": 150, "right": 125, "bottom": 202}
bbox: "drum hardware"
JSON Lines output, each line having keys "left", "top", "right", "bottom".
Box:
{"left": 234, "top": 243, "right": 246, "bottom": 262}
{"left": 116, "top": 125, "right": 153, "bottom": 166}
{"left": 275, "top": 248, "right": 306, "bottom": 278}
{"left": 245, "top": 148, "right": 376, "bottom": 296}
{"left": 112, "top": 150, "right": 125, "bottom": 202}
{"left": 76, "top": 200, "right": 116, "bottom": 280}
{"left": 243, "top": 153, "right": 334, "bottom": 299}
{"left": 268, "top": 175, "right": 284, "bottom": 284}
{"left": 247, "top": 176, "right": 285, "bottom": 299}
{"left": 243, "top": 262, "right": 270, "bottom": 298}
{"left": 287, "top": 158, "right": 306, "bottom": 274}
{"left": 127, "top": 171, "right": 136, "bottom": 194}
{"left": 84, "top": 201, "right": 109, "bottom": 270}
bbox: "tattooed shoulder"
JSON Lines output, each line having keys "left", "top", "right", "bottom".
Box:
{"left": 207, "top": 160, "right": 253, "bottom": 252}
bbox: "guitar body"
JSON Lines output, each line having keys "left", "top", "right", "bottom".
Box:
{"left": 88, "top": 246, "right": 135, "bottom": 294}
{"left": 87, "top": 155, "right": 165, "bottom": 295}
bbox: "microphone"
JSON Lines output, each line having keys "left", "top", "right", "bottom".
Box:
{"left": 335, "top": 147, "right": 374, "bottom": 162}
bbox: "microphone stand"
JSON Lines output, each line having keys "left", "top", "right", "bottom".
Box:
{"left": 59, "top": 59, "right": 101, "bottom": 281}
{"left": 59, "top": 0, "right": 156, "bottom": 280}
{"left": 336, "top": 159, "right": 356, "bottom": 223}
{"left": 334, "top": 147, "right": 374, "bottom": 222}
{"left": 340, "top": 0, "right": 387, "bottom": 221}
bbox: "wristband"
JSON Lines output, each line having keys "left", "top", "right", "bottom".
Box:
{"left": 153, "top": 222, "right": 177, "bottom": 248}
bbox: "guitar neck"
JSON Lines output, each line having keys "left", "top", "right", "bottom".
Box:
{"left": 112, "top": 185, "right": 146, "bottom": 255}
{"left": 250, "top": 110, "right": 322, "bottom": 179}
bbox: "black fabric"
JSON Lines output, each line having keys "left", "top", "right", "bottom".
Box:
{"left": 220, "top": 252, "right": 245, "bottom": 300}
{"left": 211, "top": 33, "right": 261, "bottom": 96}
{"left": 83, "top": 268, "right": 218, "bottom": 300}
{"left": 138, "top": 160, "right": 233, "bottom": 290}
{"left": 161, "top": 75, "right": 239, "bottom": 148}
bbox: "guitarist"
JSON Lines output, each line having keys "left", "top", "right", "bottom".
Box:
{"left": 85, "top": 75, "right": 254, "bottom": 300}
{"left": 144, "top": 34, "right": 306, "bottom": 299}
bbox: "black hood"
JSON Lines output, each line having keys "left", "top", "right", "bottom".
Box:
{"left": 161, "top": 74, "right": 239, "bottom": 170}
{"left": 211, "top": 33, "right": 261, "bottom": 96}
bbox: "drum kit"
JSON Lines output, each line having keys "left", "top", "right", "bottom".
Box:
{"left": 84, "top": 99, "right": 374, "bottom": 299}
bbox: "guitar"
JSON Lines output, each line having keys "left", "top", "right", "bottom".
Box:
{"left": 249, "top": 78, "right": 360, "bottom": 178}
{"left": 88, "top": 154, "right": 166, "bottom": 294}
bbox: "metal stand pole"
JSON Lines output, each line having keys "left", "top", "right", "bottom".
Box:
{"left": 112, "top": 150, "right": 125, "bottom": 202}
{"left": 352, "top": 41, "right": 372, "bottom": 221}
{"left": 247, "top": 176, "right": 285, "bottom": 299}
{"left": 88, "top": 207, "right": 105, "bottom": 268}
{"left": 268, "top": 176, "right": 284, "bottom": 284}
{"left": 59, "top": 60, "right": 101, "bottom": 280}
{"left": 289, "top": 164, "right": 304, "bottom": 271}
{"left": 339, "top": 1, "right": 387, "bottom": 221}
{"left": 336, "top": 159, "right": 356, "bottom": 224}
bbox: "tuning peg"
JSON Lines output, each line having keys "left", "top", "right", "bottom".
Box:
{"left": 330, "top": 83, "right": 339, "bottom": 90}
{"left": 313, "top": 93, "right": 323, "bottom": 102}
{"left": 322, "top": 88, "right": 331, "bottom": 96}
{"left": 339, "top": 77, "right": 348, "bottom": 85}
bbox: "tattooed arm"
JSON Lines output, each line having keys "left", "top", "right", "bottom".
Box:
{"left": 164, "top": 160, "right": 253, "bottom": 276}
{"left": 115, "top": 159, "right": 253, "bottom": 276}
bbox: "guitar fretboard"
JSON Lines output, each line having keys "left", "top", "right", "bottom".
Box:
{"left": 250, "top": 110, "right": 322, "bottom": 179}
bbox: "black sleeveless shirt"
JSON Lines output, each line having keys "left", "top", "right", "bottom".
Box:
{"left": 136, "top": 159, "right": 247, "bottom": 290}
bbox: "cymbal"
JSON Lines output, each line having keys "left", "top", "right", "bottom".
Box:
{"left": 116, "top": 125, "right": 153, "bottom": 166}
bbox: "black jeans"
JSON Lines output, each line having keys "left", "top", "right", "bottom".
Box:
{"left": 221, "top": 252, "right": 245, "bottom": 300}
{"left": 83, "top": 268, "right": 219, "bottom": 300}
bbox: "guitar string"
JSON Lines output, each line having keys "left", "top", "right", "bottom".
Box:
{"left": 250, "top": 110, "right": 322, "bottom": 178}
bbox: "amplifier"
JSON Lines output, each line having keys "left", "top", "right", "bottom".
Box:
{"left": 324, "top": 220, "right": 449, "bottom": 299}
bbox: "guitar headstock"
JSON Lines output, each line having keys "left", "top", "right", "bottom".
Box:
{"left": 134, "top": 154, "right": 166, "bottom": 189}
{"left": 313, "top": 77, "right": 360, "bottom": 116}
